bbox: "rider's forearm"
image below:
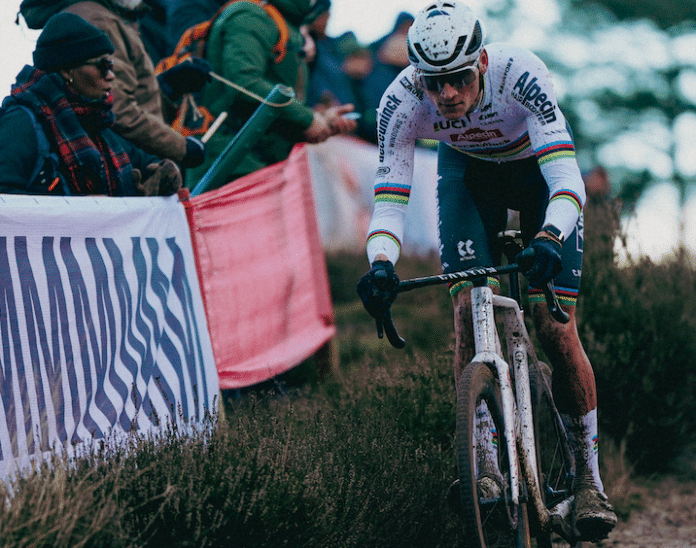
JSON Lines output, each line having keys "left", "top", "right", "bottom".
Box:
{"left": 538, "top": 161, "right": 586, "bottom": 239}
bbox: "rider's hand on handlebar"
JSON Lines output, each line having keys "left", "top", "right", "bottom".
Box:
{"left": 357, "top": 260, "right": 400, "bottom": 318}
{"left": 516, "top": 234, "right": 563, "bottom": 288}
{"left": 357, "top": 259, "right": 406, "bottom": 347}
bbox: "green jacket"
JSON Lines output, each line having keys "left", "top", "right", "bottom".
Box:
{"left": 186, "top": 0, "right": 316, "bottom": 188}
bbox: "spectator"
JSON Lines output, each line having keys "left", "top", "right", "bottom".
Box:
{"left": 333, "top": 32, "right": 378, "bottom": 143}
{"left": 369, "top": 11, "right": 414, "bottom": 82}
{"left": 166, "top": 0, "right": 226, "bottom": 54}
{"left": 0, "top": 13, "right": 181, "bottom": 197}
{"left": 184, "top": 0, "right": 358, "bottom": 188}
{"left": 305, "top": 5, "right": 376, "bottom": 143}
{"left": 354, "top": 11, "right": 414, "bottom": 144}
{"left": 19, "top": 0, "right": 210, "bottom": 169}
{"left": 306, "top": 3, "right": 354, "bottom": 108}
{"left": 138, "top": 0, "right": 174, "bottom": 64}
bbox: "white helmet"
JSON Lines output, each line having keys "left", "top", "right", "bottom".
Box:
{"left": 407, "top": 1, "right": 485, "bottom": 74}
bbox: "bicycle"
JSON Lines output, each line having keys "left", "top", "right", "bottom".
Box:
{"left": 381, "top": 231, "right": 583, "bottom": 548}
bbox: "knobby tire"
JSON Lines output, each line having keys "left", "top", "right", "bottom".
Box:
{"left": 529, "top": 362, "right": 582, "bottom": 548}
{"left": 456, "top": 361, "right": 531, "bottom": 548}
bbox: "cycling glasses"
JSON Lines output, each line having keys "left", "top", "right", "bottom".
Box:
{"left": 422, "top": 65, "right": 478, "bottom": 93}
{"left": 82, "top": 58, "right": 115, "bottom": 78}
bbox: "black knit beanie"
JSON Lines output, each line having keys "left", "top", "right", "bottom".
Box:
{"left": 33, "top": 13, "right": 115, "bottom": 72}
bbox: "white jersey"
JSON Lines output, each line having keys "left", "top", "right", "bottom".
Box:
{"left": 366, "top": 43, "right": 586, "bottom": 265}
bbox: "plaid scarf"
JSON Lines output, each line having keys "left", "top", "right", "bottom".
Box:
{"left": 9, "top": 67, "right": 132, "bottom": 196}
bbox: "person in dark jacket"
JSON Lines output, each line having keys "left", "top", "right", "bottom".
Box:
{"left": 0, "top": 13, "right": 180, "bottom": 197}
{"left": 19, "top": 0, "right": 210, "bottom": 169}
{"left": 184, "top": 0, "right": 357, "bottom": 188}
{"left": 166, "top": 0, "right": 225, "bottom": 54}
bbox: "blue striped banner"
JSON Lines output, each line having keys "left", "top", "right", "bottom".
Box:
{"left": 0, "top": 196, "right": 218, "bottom": 475}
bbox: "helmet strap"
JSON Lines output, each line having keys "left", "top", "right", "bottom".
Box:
{"left": 473, "top": 68, "right": 485, "bottom": 111}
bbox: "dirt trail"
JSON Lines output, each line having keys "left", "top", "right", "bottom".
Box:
{"left": 598, "top": 477, "right": 696, "bottom": 548}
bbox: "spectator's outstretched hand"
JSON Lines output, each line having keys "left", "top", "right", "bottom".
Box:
{"left": 324, "top": 104, "right": 358, "bottom": 135}
{"left": 303, "top": 104, "right": 358, "bottom": 143}
{"left": 134, "top": 160, "right": 182, "bottom": 196}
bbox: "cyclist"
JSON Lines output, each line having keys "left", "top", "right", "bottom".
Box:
{"left": 356, "top": 0, "right": 616, "bottom": 542}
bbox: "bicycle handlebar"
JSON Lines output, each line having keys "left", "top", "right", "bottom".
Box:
{"left": 380, "top": 263, "right": 570, "bottom": 349}
{"left": 398, "top": 264, "right": 521, "bottom": 293}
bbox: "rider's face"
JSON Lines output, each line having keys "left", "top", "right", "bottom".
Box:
{"left": 424, "top": 50, "right": 488, "bottom": 120}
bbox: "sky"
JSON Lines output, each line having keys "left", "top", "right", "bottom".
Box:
{"left": 0, "top": 0, "right": 693, "bottom": 261}
{"left": 1, "top": 0, "right": 460, "bottom": 101}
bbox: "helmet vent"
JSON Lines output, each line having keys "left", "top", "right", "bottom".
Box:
{"left": 413, "top": 35, "right": 466, "bottom": 67}
{"left": 465, "top": 20, "right": 483, "bottom": 55}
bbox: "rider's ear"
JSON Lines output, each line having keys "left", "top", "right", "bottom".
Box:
{"left": 478, "top": 49, "right": 489, "bottom": 75}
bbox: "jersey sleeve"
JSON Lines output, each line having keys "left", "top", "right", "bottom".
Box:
{"left": 366, "top": 71, "right": 423, "bottom": 265}
{"left": 509, "top": 51, "right": 586, "bottom": 239}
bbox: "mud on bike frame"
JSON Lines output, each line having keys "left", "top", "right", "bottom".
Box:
{"left": 383, "top": 231, "right": 582, "bottom": 547}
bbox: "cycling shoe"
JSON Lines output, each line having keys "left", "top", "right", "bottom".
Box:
{"left": 573, "top": 486, "right": 617, "bottom": 542}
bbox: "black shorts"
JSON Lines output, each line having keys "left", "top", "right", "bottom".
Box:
{"left": 436, "top": 143, "right": 583, "bottom": 306}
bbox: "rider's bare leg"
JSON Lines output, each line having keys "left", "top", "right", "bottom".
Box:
{"left": 532, "top": 302, "right": 616, "bottom": 541}
{"left": 531, "top": 303, "right": 602, "bottom": 487}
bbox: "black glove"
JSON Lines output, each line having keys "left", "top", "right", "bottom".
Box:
{"left": 357, "top": 260, "right": 405, "bottom": 343}
{"left": 516, "top": 236, "right": 562, "bottom": 288}
{"left": 157, "top": 58, "right": 212, "bottom": 99}
{"left": 181, "top": 136, "right": 205, "bottom": 168}
{"left": 357, "top": 260, "right": 399, "bottom": 317}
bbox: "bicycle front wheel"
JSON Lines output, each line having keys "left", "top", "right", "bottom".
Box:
{"left": 530, "top": 362, "right": 582, "bottom": 548}
{"left": 456, "top": 361, "right": 531, "bottom": 548}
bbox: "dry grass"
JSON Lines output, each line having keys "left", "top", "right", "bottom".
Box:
{"left": 1, "top": 198, "right": 695, "bottom": 546}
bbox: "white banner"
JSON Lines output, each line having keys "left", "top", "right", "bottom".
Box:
{"left": 0, "top": 194, "right": 218, "bottom": 478}
{"left": 307, "top": 136, "right": 440, "bottom": 255}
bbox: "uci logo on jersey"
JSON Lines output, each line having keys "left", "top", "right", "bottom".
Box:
{"left": 434, "top": 119, "right": 466, "bottom": 132}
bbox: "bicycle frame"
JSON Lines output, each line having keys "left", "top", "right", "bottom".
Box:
{"left": 393, "top": 247, "right": 579, "bottom": 543}
{"left": 470, "top": 284, "right": 550, "bottom": 532}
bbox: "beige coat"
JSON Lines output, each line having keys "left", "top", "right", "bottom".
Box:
{"left": 63, "top": 1, "right": 187, "bottom": 162}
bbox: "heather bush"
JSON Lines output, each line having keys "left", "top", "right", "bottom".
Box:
{"left": 578, "top": 197, "right": 696, "bottom": 473}
{"left": 3, "top": 197, "right": 695, "bottom": 545}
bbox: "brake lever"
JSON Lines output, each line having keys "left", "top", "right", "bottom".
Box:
{"left": 379, "top": 310, "right": 406, "bottom": 349}
{"left": 542, "top": 282, "right": 570, "bottom": 324}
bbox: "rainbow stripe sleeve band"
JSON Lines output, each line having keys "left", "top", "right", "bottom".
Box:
{"left": 535, "top": 140, "right": 575, "bottom": 166}
{"left": 374, "top": 182, "right": 411, "bottom": 205}
{"left": 549, "top": 189, "right": 583, "bottom": 214}
{"left": 367, "top": 229, "right": 401, "bottom": 251}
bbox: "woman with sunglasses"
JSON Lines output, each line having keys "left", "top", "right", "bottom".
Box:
{"left": 356, "top": 1, "right": 617, "bottom": 543}
{"left": 0, "top": 13, "right": 181, "bottom": 197}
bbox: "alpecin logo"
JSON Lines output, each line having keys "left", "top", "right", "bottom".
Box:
{"left": 451, "top": 128, "right": 503, "bottom": 143}
{"left": 511, "top": 71, "right": 557, "bottom": 124}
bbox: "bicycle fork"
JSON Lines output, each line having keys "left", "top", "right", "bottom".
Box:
{"left": 470, "top": 286, "right": 551, "bottom": 532}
